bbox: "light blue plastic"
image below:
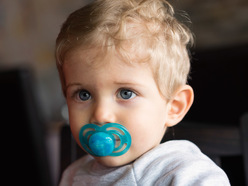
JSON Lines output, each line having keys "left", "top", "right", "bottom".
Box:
{"left": 79, "top": 123, "right": 132, "bottom": 157}
{"left": 88, "top": 132, "right": 114, "bottom": 156}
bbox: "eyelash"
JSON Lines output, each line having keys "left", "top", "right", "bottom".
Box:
{"left": 71, "top": 89, "right": 90, "bottom": 102}
{"left": 117, "top": 88, "right": 137, "bottom": 100}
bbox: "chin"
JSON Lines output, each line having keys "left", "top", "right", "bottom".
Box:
{"left": 94, "top": 154, "right": 133, "bottom": 167}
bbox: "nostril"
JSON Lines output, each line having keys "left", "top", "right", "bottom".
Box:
{"left": 90, "top": 122, "right": 101, "bottom": 126}
{"left": 90, "top": 122, "right": 109, "bottom": 126}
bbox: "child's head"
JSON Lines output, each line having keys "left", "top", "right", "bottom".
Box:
{"left": 56, "top": 0, "right": 194, "bottom": 167}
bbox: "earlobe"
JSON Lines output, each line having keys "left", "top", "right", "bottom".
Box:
{"left": 166, "top": 85, "right": 194, "bottom": 127}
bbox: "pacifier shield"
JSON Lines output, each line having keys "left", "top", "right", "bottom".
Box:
{"left": 79, "top": 123, "right": 132, "bottom": 157}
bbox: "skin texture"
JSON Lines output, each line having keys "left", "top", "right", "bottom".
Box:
{"left": 63, "top": 47, "right": 194, "bottom": 167}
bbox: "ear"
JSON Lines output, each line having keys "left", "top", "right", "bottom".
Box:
{"left": 166, "top": 85, "right": 194, "bottom": 127}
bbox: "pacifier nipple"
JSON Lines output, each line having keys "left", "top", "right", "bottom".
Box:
{"left": 79, "top": 123, "right": 132, "bottom": 157}
{"left": 88, "top": 132, "right": 115, "bottom": 156}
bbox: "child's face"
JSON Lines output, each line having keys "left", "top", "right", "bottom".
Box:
{"left": 63, "top": 47, "right": 170, "bottom": 167}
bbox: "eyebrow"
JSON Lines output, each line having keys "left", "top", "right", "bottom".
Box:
{"left": 65, "top": 82, "right": 82, "bottom": 90}
{"left": 113, "top": 81, "right": 144, "bottom": 87}
{"left": 66, "top": 81, "right": 145, "bottom": 91}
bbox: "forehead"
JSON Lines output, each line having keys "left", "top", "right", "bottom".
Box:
{"left": 64, "top": 46, "right": 104, "bottom": 68}
{"left": 64, "top": 44, "right": 153, "bottom": 70}
{"left": 63, "top": 46, "right": 155, "bottom": 85}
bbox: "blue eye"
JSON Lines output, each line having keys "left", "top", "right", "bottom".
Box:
{"left": 118, "top": 89, "right": 136, "bottom": 100}
{"left": 78, "top": 90, "right": 91, "bottom": 101}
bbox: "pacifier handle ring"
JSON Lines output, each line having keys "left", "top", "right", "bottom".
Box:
{"left": 108, "top": 130, "right": 126, "bottom": 151}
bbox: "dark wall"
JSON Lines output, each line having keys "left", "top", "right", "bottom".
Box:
{"left": 185, "top": 44, "right": 248, "bottom": 125}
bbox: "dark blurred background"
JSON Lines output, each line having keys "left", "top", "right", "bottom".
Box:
{"left": 0, "top": 0, "right": 247, "bottom": 185}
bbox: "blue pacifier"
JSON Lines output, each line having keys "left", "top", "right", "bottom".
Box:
{"left": 79, "top": 123, "right": 132, "bottom": 157}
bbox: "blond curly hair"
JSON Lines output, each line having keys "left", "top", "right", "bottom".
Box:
{"left": 56, "top": 0, "right": 194, "bottom": 100}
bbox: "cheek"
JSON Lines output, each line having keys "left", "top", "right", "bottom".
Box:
{"left": 67, "top": 108, "right": 88, "bottom": 144}
{"left": 126, "top": 102, "right": 167, "bottom": 128}
{"left": 124, "top": 104, "right": 167, "bottom": 146}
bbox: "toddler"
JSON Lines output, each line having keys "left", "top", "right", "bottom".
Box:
{"left": 56, "top": 0, "right": 230, "bottom": 185}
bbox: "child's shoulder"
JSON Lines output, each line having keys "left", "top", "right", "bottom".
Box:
{"left": 133, "top": 140, "right": 230, "bottom": 185}
{"left": 135, "top": 140, "right": 208, "bottom": 165}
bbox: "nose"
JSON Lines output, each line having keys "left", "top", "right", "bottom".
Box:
{"left": 89, "top": 100, "right": 116, "bottom": 125}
